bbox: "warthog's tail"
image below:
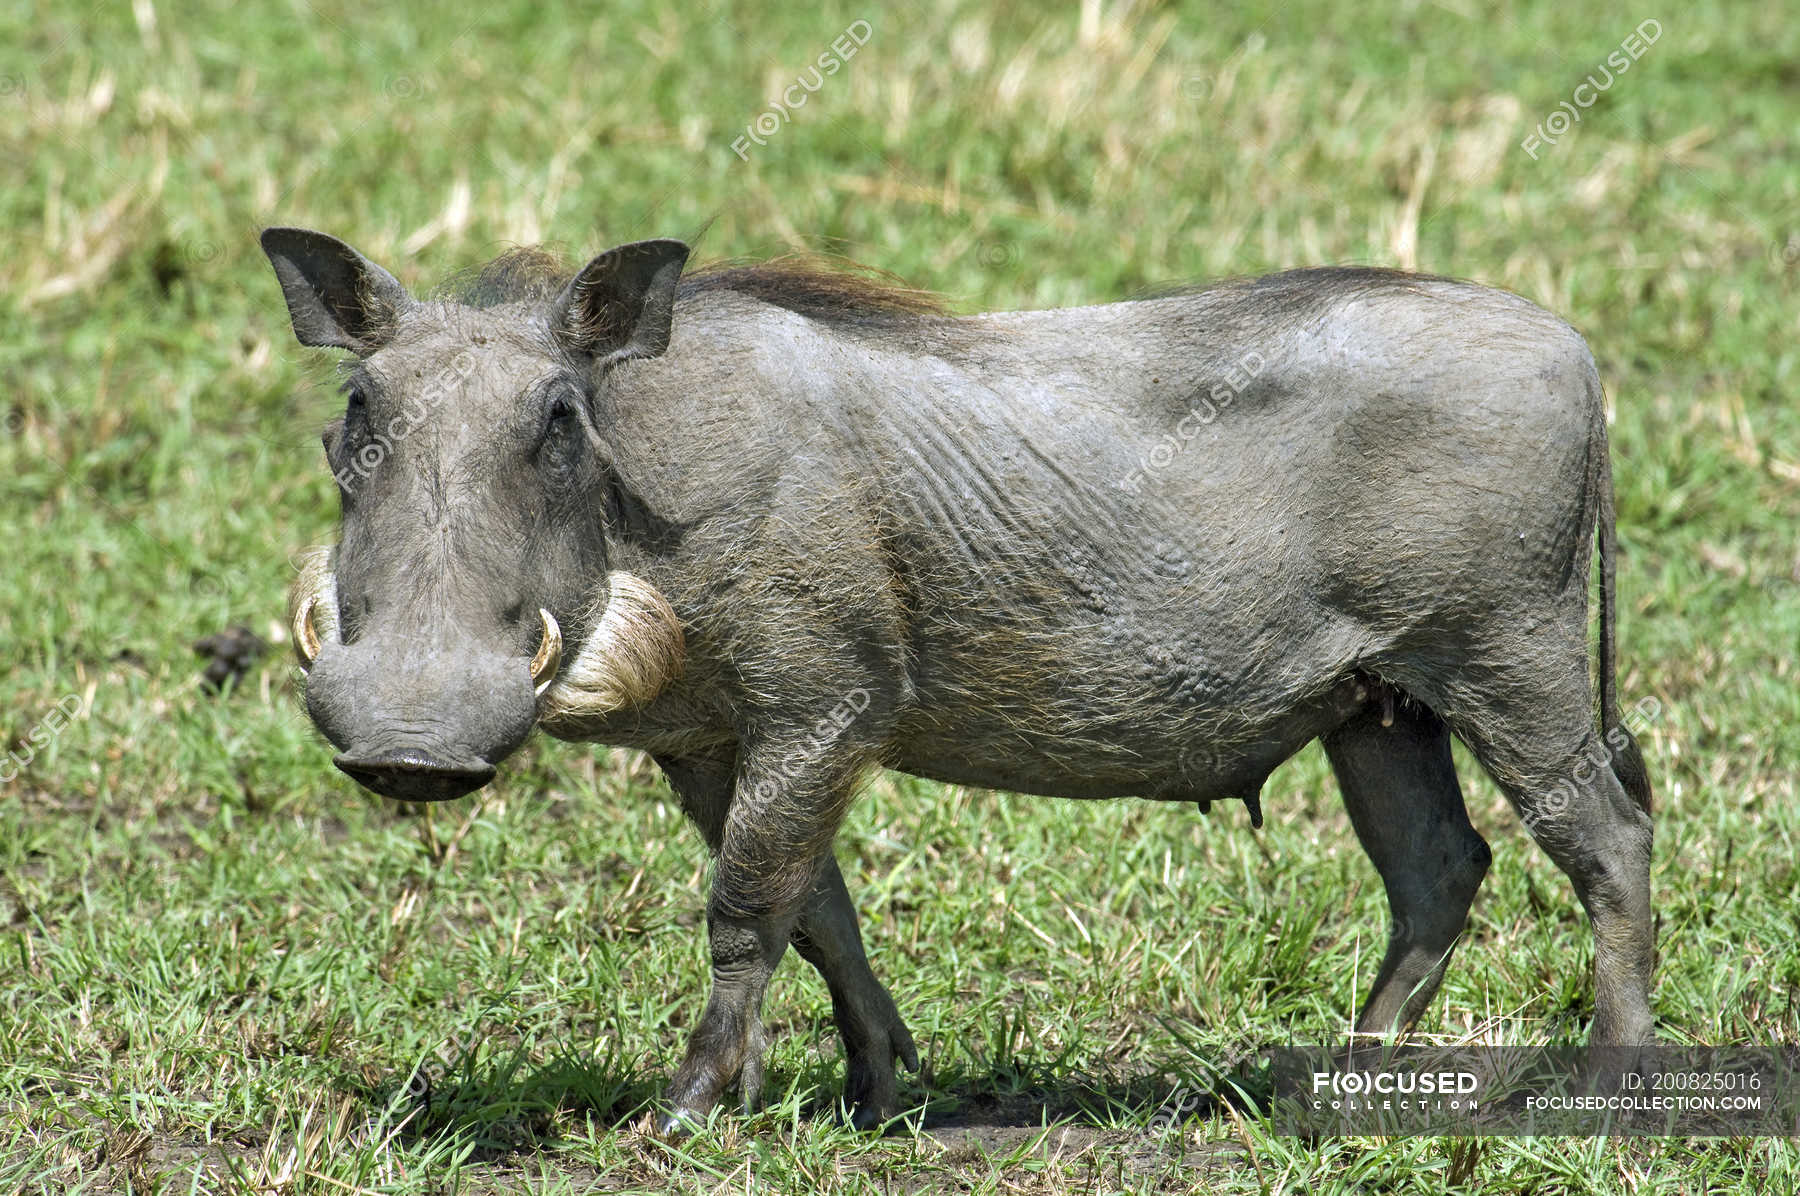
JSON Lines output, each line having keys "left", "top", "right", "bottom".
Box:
{"left": 1594, "top": 403, "right": 1653, "bottom": 815}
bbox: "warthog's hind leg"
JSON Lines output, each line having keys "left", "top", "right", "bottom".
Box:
{"left": 1322, "top": 699, "right": 1491, "bottom": 1037}
{"left": 1451, "top": 708, "right": 1655, "bottom": 1047}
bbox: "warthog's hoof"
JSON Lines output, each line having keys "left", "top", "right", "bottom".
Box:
{"left": 847, "top": 1099, "right": 897, "bottom": 1133}
{"left": 654, "top": 1106, "right": 706, "bottom": 1139}
{"left": 840, "top": 1010, "right": 921, "bottom": 1132}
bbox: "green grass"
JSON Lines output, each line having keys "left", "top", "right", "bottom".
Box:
{"left": 3, "top": 0, "right": 1798, "bottom": 1190}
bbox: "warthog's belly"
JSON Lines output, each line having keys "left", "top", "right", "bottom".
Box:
{"left": 890, "top": 671, "right": 1380, "bottom": 808}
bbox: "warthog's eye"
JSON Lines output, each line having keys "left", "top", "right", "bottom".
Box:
{"left": 329, "top": 381, "right": 379, "bottom": 498}
{"left": 339, "top": 385, "right": 369, "bottom": 444}
{"left": 536, "top": 384, "right": 587, "bottom": 480}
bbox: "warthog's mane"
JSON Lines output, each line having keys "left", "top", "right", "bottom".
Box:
{"left": 437, "top": 246, "right": 948, "bottom": 330}
{"left": 433, "top": 249, "right": 1486, "bottom": 339}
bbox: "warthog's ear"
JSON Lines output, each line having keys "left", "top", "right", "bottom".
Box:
{"left": 551, "top": 239, "right": 690, "bottom": 364}
{"left": 259, "top": 227, "right": 411, "bottom": 354}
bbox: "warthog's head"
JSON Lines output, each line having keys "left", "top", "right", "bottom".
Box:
{"left": 263, "top": 228, "right": 688, "bottom": 801}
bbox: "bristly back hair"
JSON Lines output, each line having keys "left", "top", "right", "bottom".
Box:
{"left": 681, "top": 255, "right": 948, "bottom": 327}
{"left": 437, "top": 245, "right": 950, "bottom": 329}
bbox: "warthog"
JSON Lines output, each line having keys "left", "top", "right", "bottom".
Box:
{"left": 262, "top": 227, "right": 1654, "bottom": 1131}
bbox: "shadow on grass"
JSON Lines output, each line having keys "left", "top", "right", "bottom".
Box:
{"left": 350, "top": 1043, "right": 661, "bottom": 1159}
{"left": 905, "top": 1054, "right": 1272, "bottom": 1136}
{"left": 341, "top": 1040, "right": 1268, "bottom": 1159}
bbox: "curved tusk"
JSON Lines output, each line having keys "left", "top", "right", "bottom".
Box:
{"left": 530, "top": 608, "right": 562, "bottom": 696}
{"left": 293, "top": 593, "right": 322, "bottom": 671}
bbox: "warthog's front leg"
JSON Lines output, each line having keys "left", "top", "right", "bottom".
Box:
{"left": 655, "top": 740, "right": 908, "bottom": 1132}
{"left": 661, "top": 904, "right": 795, "bottom": 1129}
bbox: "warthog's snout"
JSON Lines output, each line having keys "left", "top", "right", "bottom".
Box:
{"left": 301, "top": 635, "right": 540, "bottom": 801}
{"left": 295, "top": 618, "right": 548, "bottom": 803}
{"left": 332, "top": 747, "right": 497, "bottom": 802}
{"left": 286, "top": 547, "right": 687, "bottom": 803}
{"left": 285, "top": 549, "right": 571, "bottom": 803}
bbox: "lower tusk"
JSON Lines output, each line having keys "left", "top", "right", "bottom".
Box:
{"left": 293, "top": 593, "right": 322, "bottom": 670}
{"left": 530, "top": 608, "right": 562, "bottom": 696}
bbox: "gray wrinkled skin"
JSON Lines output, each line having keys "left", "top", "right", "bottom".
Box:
{"left": 262, "top": 228, "right": 1654, "bottom": 1133}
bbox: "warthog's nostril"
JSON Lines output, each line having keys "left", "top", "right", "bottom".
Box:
{"left": 333, "top": 750, "right": 496, "bottom": 802}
